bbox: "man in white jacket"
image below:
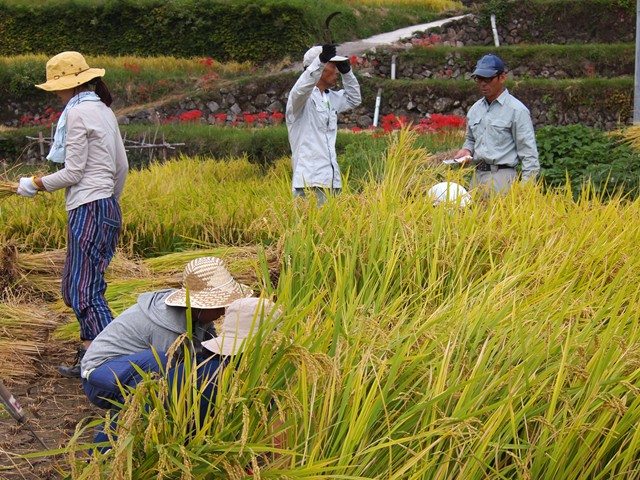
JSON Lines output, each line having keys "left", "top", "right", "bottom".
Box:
{"left": 286, "top": 44, "right": 361, "bottom": 206}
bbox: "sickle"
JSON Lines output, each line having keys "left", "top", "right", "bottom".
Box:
{"left": 323, "top": 11, "right": 342, "bottom": 44}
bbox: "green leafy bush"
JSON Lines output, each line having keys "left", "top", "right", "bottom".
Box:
{"left": 537, "top": 125, "right": 640, "bottom": 198}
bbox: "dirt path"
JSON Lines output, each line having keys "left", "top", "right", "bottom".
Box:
{"left": 0, "top": 342, "right": 101, "bottom": 480}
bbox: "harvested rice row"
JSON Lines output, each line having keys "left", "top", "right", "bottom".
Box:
{"left": 0, "top": 303, "right": 60, "bottom": 381}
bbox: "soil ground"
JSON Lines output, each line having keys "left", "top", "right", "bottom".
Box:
{"left": 0, "top": 341, "right": 101, "bottom": 480}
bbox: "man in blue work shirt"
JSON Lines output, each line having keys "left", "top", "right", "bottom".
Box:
{"left": 454, "top": 54, "right": 539, "bottom": 196}
{"left": 286, "top": 44, "right": 362, "bottom": 206}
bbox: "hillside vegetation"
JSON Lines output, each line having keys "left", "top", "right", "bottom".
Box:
{"left": 0, "top": 0, "right": 464, "bottom": 62}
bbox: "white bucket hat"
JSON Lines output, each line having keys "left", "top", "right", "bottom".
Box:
{"left": 303, "top": 45, "right": 348, "bottom": 68}
{"left": 202, "top": 297, "right": 280, "bottom": 356}
{"left": 428, "top": 182, "right": 471, "bottom": 207}
{"left": 164, "top": 256, "right": 252, "bottom": 309}
{"left": 35, "top": 51, "right": 105, "bottom": 92}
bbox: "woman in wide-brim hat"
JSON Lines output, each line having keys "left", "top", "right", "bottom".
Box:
{"left": 16, "top": 51, "right": 129, "bottom": 378}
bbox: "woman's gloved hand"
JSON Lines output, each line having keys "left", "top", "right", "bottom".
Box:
{"left": 17, "top": 177, "right": 39, "bottom": 198}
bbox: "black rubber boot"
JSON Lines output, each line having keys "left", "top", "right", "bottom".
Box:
{"left": 57, "top": 346, "right": 86, "bottom": 379}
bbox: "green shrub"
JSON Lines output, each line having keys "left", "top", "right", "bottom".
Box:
{"left": 537, "top": 125, "right": 640, "bottom": 198}
{"left": 0, "top": 0, "right": 461, "bottom": 63}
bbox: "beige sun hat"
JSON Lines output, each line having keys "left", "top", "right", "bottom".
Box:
{"left": 164, "top": 256, "right": 252, "bottom": 309}
{"left": 35, "top": 51, "right": 105, "bottom": 92}
{"left": 202, "top": 297, "right": 280, "bottom": 356}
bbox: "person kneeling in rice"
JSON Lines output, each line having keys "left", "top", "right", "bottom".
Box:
{"left": 80, "top": 256, "right": 252, "bottom": 409}
{"left": 91, "top": 296, "right": 283, "bottom": 458}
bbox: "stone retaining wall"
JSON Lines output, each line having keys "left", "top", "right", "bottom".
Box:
{"left": 115, "top": 73, "right": 630, "bottom": 132}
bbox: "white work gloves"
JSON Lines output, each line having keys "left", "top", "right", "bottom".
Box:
{"left": 17, "top": 177, "right": 39, "bottom": 198}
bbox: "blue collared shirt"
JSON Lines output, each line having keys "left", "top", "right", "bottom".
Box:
{"left": 463, "top": 89, "right": 540, "bottom": 182}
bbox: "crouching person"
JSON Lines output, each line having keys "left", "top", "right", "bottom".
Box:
{"left": 92, "top": 296, "right": 282, "bottom": 454}
{"left": 80, "top": 256, "right": 252, "bottom": 409}
{"left": 166, "top": 296, "right": 281, "bottom": 427}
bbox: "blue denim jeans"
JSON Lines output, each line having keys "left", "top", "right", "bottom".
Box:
{"left": 83, "top": 350, "right": 168, "bottom": 409}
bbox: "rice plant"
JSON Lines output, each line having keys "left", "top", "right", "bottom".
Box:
{"left": 61, "top": 129, "right": 640, "bottom": 479}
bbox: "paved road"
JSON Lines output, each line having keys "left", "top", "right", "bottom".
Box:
{"left": 284, "top": 14, "right": 470, "bottom": 71}
{"left": 337, "top": 14, "right": 471, "bottom": 58}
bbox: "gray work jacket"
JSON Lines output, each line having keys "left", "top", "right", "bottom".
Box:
{"left": 463, "top": 89, "right": 540, "bottom": 183}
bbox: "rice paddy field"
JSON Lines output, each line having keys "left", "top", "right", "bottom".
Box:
{"left": 1, "top": 129, "right": 640, "bottom": 478}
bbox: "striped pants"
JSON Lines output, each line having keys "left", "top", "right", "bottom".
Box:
{"left": 62, "top": 197, "right": 122, "bottom": 341}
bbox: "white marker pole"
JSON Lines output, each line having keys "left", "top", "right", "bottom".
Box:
{"left": 391, "top": 55, "right": 397, "bottom": 80}
{"left": 373, "top": 88, "right": 382, "bottom": 127}
{"left": 491, "top": 14, "right": 500, "bottom": 47}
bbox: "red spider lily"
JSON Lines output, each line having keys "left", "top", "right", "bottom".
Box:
{"left": 270, "top": 111, "right": 284, "bottom": 124}
{"left": 123, "top": 62, "right": 141, "bottom": 74}
{"left": 214, "top": 113, "right": 227, "bottom": 123}
{"left": 351, "top": 126, "right": 363, "bottom": 132}
{"left": 20, "top": 109, "right": 62, "bottom": 128}
{"left": 178, "top": 110, "right": 202, "bottom": 122}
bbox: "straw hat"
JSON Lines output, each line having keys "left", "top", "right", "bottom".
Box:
{"left": 35, "top": 51, "right": 105, "bottom": 92}
{"left": 202, "top": 297, "right": 280, "bottom": 356}
{"left": 164, "top": 257, "right": 252, "bottom": 309}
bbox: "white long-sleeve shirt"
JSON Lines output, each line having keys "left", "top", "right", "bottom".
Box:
{"left": 286, "top": 56, "right": 361, "bottom": 190}
{"left": 42, "top": 100, "right": 128, "bottom": 211}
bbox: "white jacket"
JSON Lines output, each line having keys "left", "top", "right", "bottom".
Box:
{"left": 286, "top": 56, "right": 361, "bottom": 190}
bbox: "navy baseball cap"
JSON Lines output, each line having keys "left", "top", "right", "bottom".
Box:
{"left": 472, "top": 54, "right": 505, "bottom": 78}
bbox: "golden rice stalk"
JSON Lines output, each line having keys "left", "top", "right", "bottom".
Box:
{"left": 143, "top": 245, "right": 281, "bottom": 290}
{"left": 0, "top": 302, "right": 60, "bottom": 381}
{"left": 620, "top": 125, "right": 640, "bottom": 151}
{"left": 7, "top": 248, "right": 151, "bottom": 301}
{"left": 0, "top": 181, "right": 18, "bottom": 198}
{"left": 0, "top": 242, "right": 20, "bottom": 299}
{"left": 0, "top": 342, "right": 44, "bottom": 381}
{"left": 0, "top": 302, "right": 60, "bottom": 341}
{"left": 3, "top": 246, "right": 63, "bottom": 300}
{"left": 107, "top": 251, "right": 152, "bottom": 279}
